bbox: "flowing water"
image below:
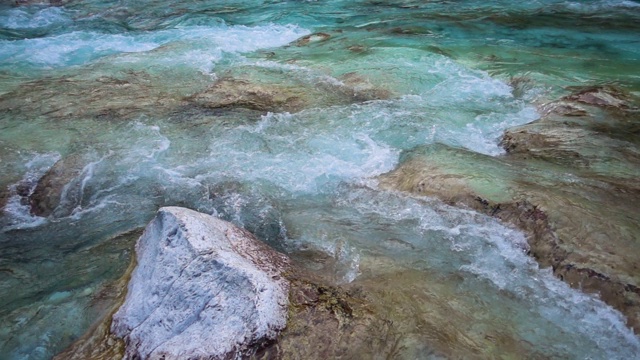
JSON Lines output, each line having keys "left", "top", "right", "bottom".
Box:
{"left": 0, "top": 0, "right": 639, "bottom": 358}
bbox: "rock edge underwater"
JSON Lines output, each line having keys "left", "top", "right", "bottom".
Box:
{"left": 55, "top": 207, "right": 399, "bottom": 359}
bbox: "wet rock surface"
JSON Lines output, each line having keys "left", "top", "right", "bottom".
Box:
{"left": 190, "top": 77, "right": 310, "bottom": 113}
{"left": 29, "top": 153, "right": 88, "bottom": 217}
{"left": 258, "top": 268, "right": 410, "bottom": 359}
{"left": 189, "top": 65, "right": 390, "bottom": 114}
{"left": 0, "top": 71, "right": 188, "bottom": 122}
{"left": 109, "top": 207, "right": 291, "bottom": 359}
{"left": 501, "top": 85, "right": 640, "bottom": 171}
{"left": 379, "top": 86, "right": 640, "bottom": 332}
{"left": 0, "top": 189, "right": 8, "bottom": 212}
{"left": 295, "top": 32, "right": 331, "bottom": 46}
{"left": 0, "top": 61, "right": 390, "bottom": 127}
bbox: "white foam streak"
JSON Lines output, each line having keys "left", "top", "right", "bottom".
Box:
{"left": 253, "top": 60, "right": 347, "bottom": 87}
{"left": 335, "top": 187, "right": 640, "bottom": 356}
{"left": 1, "top": 153, "right": 60, "bottom": 231}
{"left": 0, "top": 7, "right": 70, "bottom": 29}
{"left": 0, "top": 24, "right": 309, "bottom": 69}
{"left": 425, "top": 58, "right": 514, "bottom": 104}
{"left": 564, "top": 0, "right": 640, "bottom": 12}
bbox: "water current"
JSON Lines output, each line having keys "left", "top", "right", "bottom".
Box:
{"left": 0, "top": 0, "right": 639, "bottom": 358}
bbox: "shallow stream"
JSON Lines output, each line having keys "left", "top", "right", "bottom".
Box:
{"left": 1, "top": 0, "right": 639, "bottom": 358}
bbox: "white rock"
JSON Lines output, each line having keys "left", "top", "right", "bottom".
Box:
{"left": 111, "top": 206, "right": 290, "bottom": 360}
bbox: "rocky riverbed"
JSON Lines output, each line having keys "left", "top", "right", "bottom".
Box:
{"left": 1, "top": 0, "right": 639, "bottom": 359}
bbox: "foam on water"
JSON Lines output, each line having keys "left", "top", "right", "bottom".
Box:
{"left": 39, "top": 63, "right": 532, "bottom": 213}
{"left": 303, "top": 186, "right": 640, "bottom": 358}
{"left": 0, "top": 7, "right": 71, "bottom": 30}
{"left": 1, "top": 153, "right": 59, "bottom": 232}
{"left": 1, "top": 0, "right": 639, "bottom": 357}
{"left": 270, "top": 49, "right": 539, "bottom": 155}
{"left": 0, "top": 24, "right": 309, "bottom": 70}
{"left": 424, "top": 57, "right": 515, "bottom": 104}
{"left": 253, "top": 60, "right": 348, "bottom": 87}
{"left": 202, "top": 111, "right": 399, "bottom": 193}
{"left": 563, "top": 0, "right": 640, "bottom": 12}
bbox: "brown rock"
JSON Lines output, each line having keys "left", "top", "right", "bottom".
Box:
{"left": 501, "top": 88, "right": 640, "bottom": 172}
{"left": 0, "top": 72, "right": 187, "bottom": 122}
{"left": 340, "top": 72, "right": 392, "bottom": 101}
{"left": 0, "top": 185, "right": 9, "bottom": 211}
{"left": 190, "top": 78, "right": 309, "bottom": 113}
{"left": 379, "top": 142, "right": 640, "bottom": 333}
{"left": 295, "top": 33, "right": 331, "bottom": 46}
{"left": 347, "top": 45, "right": 368, "bottom": 53}
{"left": 564, "top": 85, "right": 631, "bottom": 109}
{"left": 277, "top": 252, "right": 550, "bottom": 359}
{"left": 190, "top": 66, "right": 391, "bottom": 114}
{"left": 30, "top": 153, "right": 87, "bottom": 217}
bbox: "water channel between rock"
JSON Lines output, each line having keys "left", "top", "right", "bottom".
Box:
{"left": 0, "top": 0, "right": 639, "bottom": 358}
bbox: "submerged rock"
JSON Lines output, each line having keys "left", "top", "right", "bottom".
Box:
{"left": 189, "top": 65, "right": 390, "bottom": 114}
{"left": 52, "top": 252, "right": 135, "bottom": 360}
{"left": 295, "top": 32, "right": 331, "bottom": 46}
{"left": 0, "top": 188, "right": 8, "bottom": 211}
{"left": 57, "top": 207, "right": 447, "bottom": 358}
{"left": 0, "top": 72, "right": 186, "bottom": 122}
{"left": 563, "top": 85, "right": 631, "bottom": 109}
{"left": 501, "top": 85, "right": 640, "bottom": 171}
{"left": 379, "top": 141, "right": 640, "bottom": 332}
{"left": 110, "top": 207, "right": 290, "bottom": 359}
{"left": 190, "top": 77, "right": 309, "bottom": 113}
{"left": 29, "top": 153, "right": 88, "bottom": 217}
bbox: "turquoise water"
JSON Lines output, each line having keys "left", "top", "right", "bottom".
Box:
{"left": 0, "top": 0, "right": 639, "bottom": 358}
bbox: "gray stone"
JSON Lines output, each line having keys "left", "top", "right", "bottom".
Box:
{"left": 111, "top": 207, "right": 290, "bottom": 360}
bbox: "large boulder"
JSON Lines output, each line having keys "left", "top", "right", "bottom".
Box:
{"left": 110, "top": 207, "right": 291, "bottom": 359}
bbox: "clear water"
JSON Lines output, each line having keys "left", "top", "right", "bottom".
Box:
{"left": 0, "top": 0, "right": 639, "bottom": 358}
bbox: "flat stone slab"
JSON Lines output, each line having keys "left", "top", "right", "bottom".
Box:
{"left": 111, "top": 206, "right": 290, "bottom": 359}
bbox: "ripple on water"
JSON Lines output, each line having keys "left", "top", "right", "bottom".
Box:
{"left": 1, "top": 0, "right": 639, "bottom": 358}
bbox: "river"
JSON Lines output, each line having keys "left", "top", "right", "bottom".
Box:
{"left": 1, "top": 0, "right": 639, "bottom": 358}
